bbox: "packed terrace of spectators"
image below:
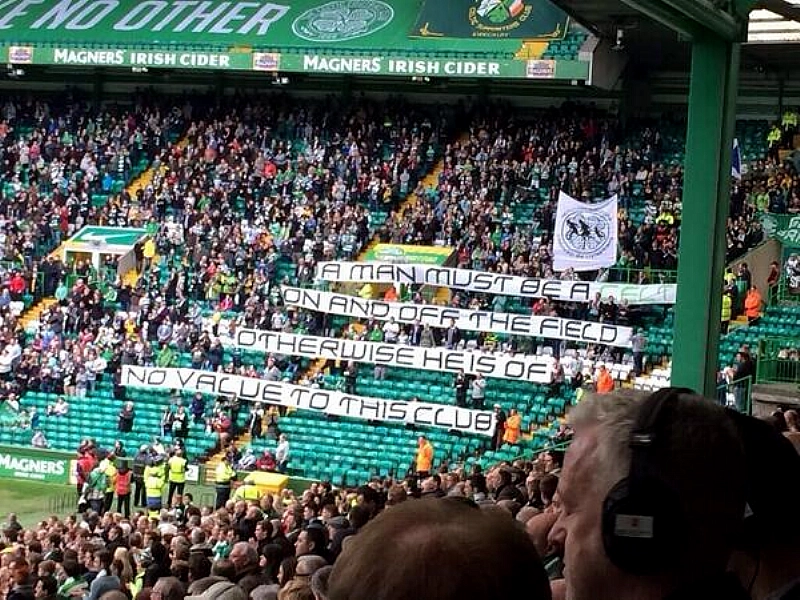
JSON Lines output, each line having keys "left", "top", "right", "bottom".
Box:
{"left": 0, "top": 90, "right": 782, "bottom": 485}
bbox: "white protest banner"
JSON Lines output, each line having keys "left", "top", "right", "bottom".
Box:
{"left": 226, "top": 330, "right": 556, "bottom": 383}
{"left": 281, "top": 287, "right": 633, "bottom": 347}
{"left": 121, "top": 366, "right": 494, "bottom": 437}
{"left": 316, "top": 262, "right": 676, "bottom": 305}
{"left": 553, "top": 192, "right": 618, "bottom": 272}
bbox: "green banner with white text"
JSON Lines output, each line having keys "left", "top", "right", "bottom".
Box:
{"left": 3, "top": 46, "right": 590, "bottom": 79}
{"left": 762, "top": 213, "right": 800, "bottom": 248}
{"left": 0, "top": 444, "right": 71, "bottom": 484}
{"left": 0, "top": 1, "right": 591, "bottom": 80}
{"left": 412, "top": 0, "right": 569, "bottom": 40}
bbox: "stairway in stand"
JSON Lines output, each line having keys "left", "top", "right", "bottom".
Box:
{"left": 19, "top": 297, "right": 58, "bottom": 331}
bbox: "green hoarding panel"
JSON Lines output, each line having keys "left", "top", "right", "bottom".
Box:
{"left": 762, "top": 213, "right": 800, "bottom": 248}
{"left": 3, "top": 46, "right": 591, "bottom": 80}
{"left": 412, "top": 0, "right": 568, "bottom": 40}
{"left": 0, "top": 0, "right": 571, "bottom": 56}
{"left": 0, "top": 444, "right": 71, "bottom": 484}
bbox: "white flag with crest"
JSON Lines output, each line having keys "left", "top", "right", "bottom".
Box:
{"left": 553, "top": 191, "right": 618, "bottom": 272}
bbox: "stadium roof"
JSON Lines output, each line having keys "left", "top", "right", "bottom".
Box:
{"left": 552, "top": 0, "right": 800, "bottom": 71}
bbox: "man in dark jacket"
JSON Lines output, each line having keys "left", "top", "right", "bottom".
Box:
{"left": 229, "top": 542, "right": 272, "bottom": 596}
{"left": 132, "top": 445, "right": 149, "bottom": 507}
{"left": 7, "top": 558, "right": 35, "bottom": 600}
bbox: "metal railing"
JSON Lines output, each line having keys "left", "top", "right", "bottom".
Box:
{"left": 774, "top": 279, "right": 800, "bottom": 305}
{"left": 715, "top": 375, "right": 754, "bottom": 415}
{"left": 605, "top": 267, "right": 678, "bottom": 284}
{"left": 757, "top": 338, "right": 800, "bottom": 385}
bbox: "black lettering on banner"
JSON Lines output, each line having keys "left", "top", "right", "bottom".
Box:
{"left": 146, "top": 369, "right": 167, "bottom": 387}
{"left": 433, "top": 407, "right": 454, "bottom": 429}
{"left": 443, "top": 352, "right": 464, "bottom": 372}
{"left": 510, "top": 314, "right": 530, "bottom": 334}
{"left": 542, "top": 280, "right": 564, "bottom": 300}
{"left": 488, "top": 311, "right": 510, "bottom": 331}
{"left": 177, "top": 369, "right": 197, "bottom": 388}
{"left": 540, "top": 318, "right": 562, "bottom": 339}
{"left": 318, "top": 339, "right": 340, "bottom": 358}
{"left": 421, "top": 349, "right": 444, "bottom": 370}
{"left": 475, "top": 355, "right": 496, "bottom": 376}
{"left": 217, "top": 376, "right": 237, "bottom": 396}
{"left": 256, "top": 330, "right": 272, "bottom": 351}
{"left": 370, "top": 300, "right": 390, "bottom": 319}
{"left": 262, "top": 382, "right": 283, "bottom": 404}
{"left": 351, "top": 264, "right": 375, "bottom": 282}
{"left": 300, "top": 290, "right": 321, "bottom": 311}
{"left": 387, "top": 401, "right": 408, "bottom": 421}
{"left": 564, "top": 320, "right": 583, "bottom": 341}
{"left": 319, "top": 263, "right": 342, "bottom": 281}
{"left": 341, "top": 342, "right": 367, "bottom": 362}
{"left": 472, "top": 272, "right": 492, "bottom": 291}
{"left": 338, "top": 395, "right": 358, "bottom": 415}
{"left": 123, "top": 366, "right": 146, "bottom": 386}
{"left": 276, "top": 334, "right": 298, "bottom": 354}
{"left": 419, "top": 306, "right": 442, "bottom": 324}
{"left": 282, "top": 287, "right": 301, "bottom": 305}
{"left": 288, "top": 387, "right": 308, "bottom": 408}
{"left": 467, "top": 311, "right": 484, "bottom": 330}
{"left": 298, "top": 336, "right": 318, "bottom": 356}
{"left": 394, "top": 347, "right": 415, "bottom": 367}
{"left": 452, "top": 268, "right": 473, "bottom": 289}
{"left": 309, "top": 391, "right": 331, "bottom": 411}
{"left": 237, "top": 329, "right": 257, "bottom": 348}
{"left": 392, "top": 265, "right": 416, "bottom": 284}
{"left": 239, "top": 378, "right": 261, "bottom": 400}
{"left": 413, "top": 405, "right": 434, "bottom": 426}
{"left": 196, "top": 373, "right": 218, "bottom": 393}
{"left": 329, "top": 294, "right": 351, "bottom": 316}
{"left": 527, "top": 362, "right": 549, "bottom": 380}
{"left": 580, "top": 323, "right": 598, "bottom": 342}
{"left": 519, "top": 278, "right": 541, "bottom": 296}
{"left": 453, "top": 408, "right": 474, "bottom": 431}
{"left": 398, "top": 305, "right": 420, "bottom": 322}
{"left": 569, "top": 282, "right": 591, "bottom": 302}
{"left": 359, "top": 398, "right": 381, "bottom": 420}
{"left": 600, "top": 325, "right": 620, "bottom": 344}
{"left": 474, "top": 412, "right": 494, "bottom": 434}
{"left": 504, "top": 359, "right": 525, "bottom": 379}
{"left": 425, "top": 267, "right": 452, "bottom": 287}
{"left": 373, "top": 344, "right": 395, "bottom": 364}
{"left": 440, "top": 308, "right": 461, "bottom": 324}
{"left": 494, "top": 275, "right": 513, "bottom": 293}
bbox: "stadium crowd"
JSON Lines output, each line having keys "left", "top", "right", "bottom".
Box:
{"left": 1, "top": 388, "right": 799, "bottom": 600}
{"left": 0, "top": 92, "right": 786, "bottom": 466}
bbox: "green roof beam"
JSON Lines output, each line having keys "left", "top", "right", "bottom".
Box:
{"left": 662, "top": 0, "right": 747, "bottom": 40}
{"left": 619, "top": 0, "right": 706, "bottom": 39}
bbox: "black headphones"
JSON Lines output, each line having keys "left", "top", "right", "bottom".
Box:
{"left": 601, "top": 386, "right": 695, "bottom": 575}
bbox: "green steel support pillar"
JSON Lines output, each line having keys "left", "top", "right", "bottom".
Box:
{"left": 671, "top": 35, "right": 740, "bottom": 396}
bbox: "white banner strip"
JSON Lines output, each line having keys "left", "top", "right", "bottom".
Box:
{"left": 281, "top": 287, "right": 633, "bottom": 348}
{"left": 121, "top": 366, "right": 494, "bottom": 437}
{"left": 225, "top": 330, "right": 556, "bottom": 383}
{"left": 315, "top": 262, "right": 676, "bottom": 305}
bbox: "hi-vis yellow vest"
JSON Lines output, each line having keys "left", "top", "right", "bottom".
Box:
{"left": 144, "top": 464, "right": 165, "bottom": 497}
{"left": 215, "top": 462, "right": 235, "bottom": 485}
{"left": 233, "top": 483, "right": 262, "bottom": 502}
{"left": 168, "top": 456, "right": 187, "bottom": 483}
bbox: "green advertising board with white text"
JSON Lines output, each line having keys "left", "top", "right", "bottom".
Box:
{"left": 0, "top": 445, "right": 71, "bottom": 484}
{"left": 0, "top": 0, "right": 590, "bottom": 80}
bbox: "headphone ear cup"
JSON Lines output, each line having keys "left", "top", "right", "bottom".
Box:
{"left": 602, "top": 477, "right": 683, "bottom": 575}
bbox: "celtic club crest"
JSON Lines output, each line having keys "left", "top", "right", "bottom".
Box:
{"left": 292, "top": 0, "right": 394, "bottom": 42}
{"left": 558, "top": 208, "right": 613, "bottom": 257}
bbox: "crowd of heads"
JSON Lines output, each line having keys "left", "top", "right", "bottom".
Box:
{"left": 1, "top": 387, "right": 799, "bottom": 600}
